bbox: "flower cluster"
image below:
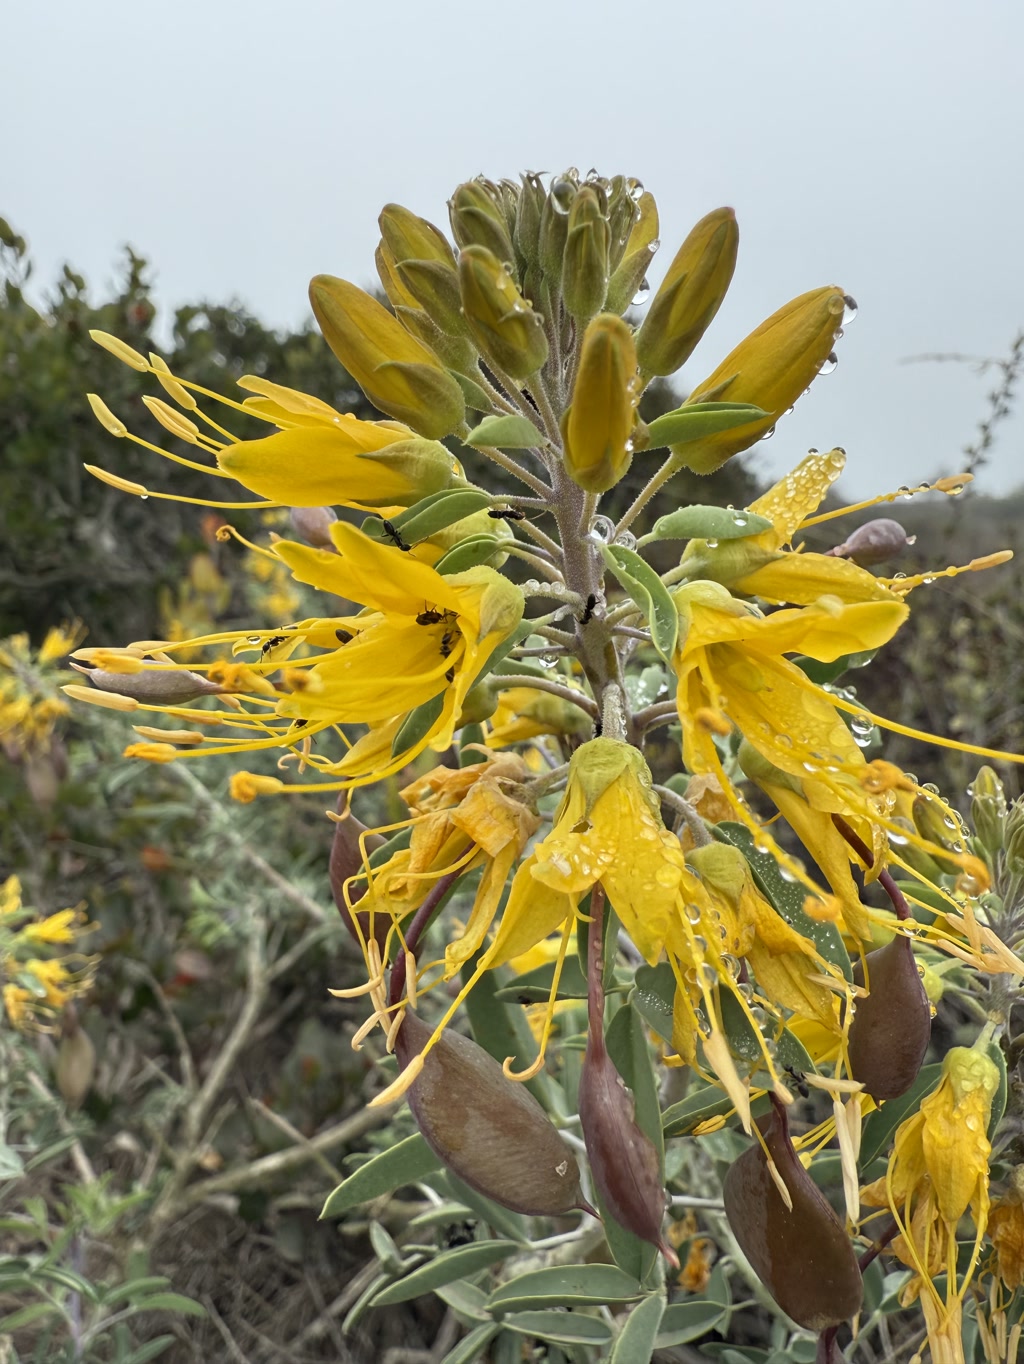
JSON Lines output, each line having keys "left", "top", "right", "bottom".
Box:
{"left": 71, "top": 167, "right": 1024, "bottom": 1358}
{"left": 1, "top": 875, "right": 94, "bottom": 1030}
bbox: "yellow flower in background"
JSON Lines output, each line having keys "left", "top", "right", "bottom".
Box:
{"left": 1, "top": 879, "right": 95, "bottom": 1030}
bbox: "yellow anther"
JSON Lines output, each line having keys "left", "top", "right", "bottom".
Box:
{"left": 89, "top": 329, "right": 149, "bottom": 371}
{"left": 86, "top": 394, "right": 127, "bottom": 437}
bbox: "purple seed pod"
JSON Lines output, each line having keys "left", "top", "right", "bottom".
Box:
{"left": 847, "top": 934, "right": 931, "bottom": 1100}
{"left": 71, "top": 662, "right": 226, "bottom": 705}
{"left": 395, "top": 1010, "right": 591, "bottom": 1218}
{"left": 328, "top": 800, "right": 389, "bottom": 956}
{"left": 289, "top": 505, "right": 338, "bottom": 548}
{"left": 826, "top": 518, "right": 911, "bottom": 566}
{"left": 723, "top": 1100, "right": 863, "bottom": 1331}
{"left": 578, "top": 1030, "right": 676, "bottom": 1263}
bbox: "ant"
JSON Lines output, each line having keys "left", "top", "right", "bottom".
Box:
{"left": 260, "top": 634, "right": 286, "bottom": 658}
{"left": 442, "top": 1220, "right": 476, "bottom": 1249}
{"left": 579, "top": 593, "right": 597, "bottom": 625}
{"left": 335, "top": 629, "right": 354, "bottom": 644}
{"left": 381, "top": 519, "right": 411, "bottom": 552}
{"left": 416, "top": 608, "right": 444, "bottom": 625}
{"left": 440, "top": 629, "right": 457, "bottom": 683}
{"left": 488, "top": 506, "right": 526, "bottom": 522}
{"left": 783, "top": 1064, "right": 810, "bottom": 1099}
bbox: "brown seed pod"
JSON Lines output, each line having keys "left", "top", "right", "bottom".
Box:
{"left": 723, "top": 1100, "right": 863, "bottom": 1331}
{"left": 848, "top": 933, "right": 931, "bottom": 1101}
{"left": 578, "top": 1033, "right": 676, "bottom": 1262}
{"left": 396, "top": 1009, "right": 591, "bottom": 1218}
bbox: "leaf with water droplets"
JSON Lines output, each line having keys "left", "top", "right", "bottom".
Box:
{"left": 646, "top": 505, "right": 772, "bottom": 544}
{"left": 601, "top": 545, "right": 678, "bottom": 663}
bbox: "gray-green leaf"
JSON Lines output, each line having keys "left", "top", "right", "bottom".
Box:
{"left": 601, "top": 544, "right": 678, "bottom": 663}
{"left": 465, "top": 414, "right": 546, "bottom": 449}
{"left": 646, "top": 402, "right": 767, "bottom": 450}
{"left": 370, "top": 1240, "right": 519, "bottom": 1306}
{"left": 320, "top": 1134, "right": 441, "bottom": 1218}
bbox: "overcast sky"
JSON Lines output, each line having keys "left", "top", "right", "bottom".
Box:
{"left": 7, "top": 0, "right": 1024, "bottom": 498}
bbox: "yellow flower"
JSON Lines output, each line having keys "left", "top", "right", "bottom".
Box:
{"left": 20, "top": 908, "right": 86, "bottom": 945}
{"left": 861, "top": 1042, "right": 1001, "bottom": 1364}
{"left": 487, "top": 686, "right": 593, "bottom": 747}
{"left": 1, "top": 875, "right": 22, "bottom": 918}
{"left": 23, "top": 957, "right": 76, "bottom": 1007}
{"left": 3, "top": 984, "right": 33, "bottom": 1028}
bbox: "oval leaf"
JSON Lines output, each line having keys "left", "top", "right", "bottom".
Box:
{"left": 646, "top": 402, "right": 767, "bottom": 450}
{"left": 370, "top": 1240, "right": 519, "bottom": 1306}
{"left": 394, "top": 488, "right": 495, "bottom": 542}
{"left": 392, "top": 692, "right": 447, "bottom": 757}
{"left": 486, "top": 1263, "right": 642, "bottom": 1312}
{"left": 439, "top": 1322, "right": 502, "bottom": 1364}
{"left": 601, "top": 545, "right": 678, "bottom": 663}
{"left": 646, "top": 505, "right": 772, "bottom": 544}
{"left": 655, "top": 1297, "right": 728, "bottom": 1347}
{"left": 503, "top": 1309, "right": 613, "bottom": 1346}
{"left": 610, "top": 1291, "right": 666, "bottom": 1364}
{"left": 465, "top": 414, "right": 546, "bottom": 449}
{"left": 434, "top": 534, "right": 504, "bottom": 573}
{"left": 320, "top": 1133, "right": 441, "bottom": 1218}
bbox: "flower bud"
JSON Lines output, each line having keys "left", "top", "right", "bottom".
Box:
{"left": 847, "top": 934, "right": 931, "bottom": 1100}
{"left": 911, "top": 794, "right": 961, "bottom": 871}
{"left": 309, "top": 275, "right": 466, "bottom": 440}
{"left": 71, "top": 663, "right": 225, "bottom": 705}
{"left": 578, "top": 1029, "right": 674, "bottom": 1261}
{"left": 379, "top": 204, "right": 467, "bottom": 338}
{"left": 395, "top": 1010, "right": 589, "bottom": 1217}
{"left": 56, "top": 1007, "right": 95, "bottom": 1110}
{"left": 379, "top": 202, "right": 456, "bottom": 271}
{"left": 562, "top": 187, "right": 611, "bottom": 322}
{"left": 635, "top": 208, "right": 737, "bottom": 377}
{"left": 604, "top": 176, "right": 639, "bottom": 274}
{"left": 723, "top": 1100, "right": 863, "bottom": 1330}
{"left": 562, "top": 315, "right": 638, "bottom": 493}
{"left": 448, "top": 179, "right": 516, "bottom": 267}
{"left": 972, "top": 765, "right": 1007, "bottom": 857}
{"left": 290, "top": 506, "right": 338, "bottom": 549}
{"left": 458, "top": 245, "right": 549, "bottom": 379}
{"left": 827, "top": 518, "right": 912, "bottom": 566}
{"left": 514, "top": 172, "right": 546, "bottom": 268}
{"left": 605, "top": 191, "right": 659, "bottom": 315}
{"left": 328, "top": 803, "right": 389, "bottom": 957}
{"left": 538, "top": 174, "right": 576, "bottom": 287}
{"left": 674, "top": 286, "right": 846, "bottom": 473}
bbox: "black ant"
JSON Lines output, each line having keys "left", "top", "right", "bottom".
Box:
{"left": 416, "top": 608, "right": 444, "bottom": 625}
{"left": 783, "top": 1064, "right": 810, "bottom": 1099}
{"left": 442, "top": 1220, "right": 476, "bottom": 1249}
{"left": 579, "top": 593, "right": 597, "bottom": 625}
{"left": 488, "top": 506, "right": 526, "bottom": 522}
{"left": 440, "top": 629, "right": 457, "bottom": 683}
{"left": 381, "top": 519, "right": 411, "bottom": 552}
{"left": 335, "top": 629, "right": 353, "bottom": 644}
{"left": 260, "top": 634, "right": 286, "bottom": 658}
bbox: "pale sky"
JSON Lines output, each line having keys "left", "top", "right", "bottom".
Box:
{"left": 7, "top": 0, "right": 1024, "bottom": 497}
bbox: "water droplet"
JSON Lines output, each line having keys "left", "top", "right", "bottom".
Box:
{"left": 842, "top": 294, "right": 858, "bottom": 325}
{"left": 732, "top": 512, "right": 749, "bottom": 527}
{"left": 613, "top": 530, "right": 637, "bottom": 549}
{"left": 540, "top": 653, "right": 559, "bottom": 668}
{"left": 589, "top": 514, "right": 615, "bottom": 543}
{"left": 247, "top": 635, "right": 261, "bottom": 645}
{"left": 627, "top": 177, "right": 645, "bottom": 202}
{"left": 686, "top": 903, "right": 703, "bottom": 925}
{"left": 550, "top": 176, "right": 575, "bottom": 214}
{"left": 779, "top": 865, "right": 797, "bottom": 883}
{"left": 521, "top": 578, "right": 540, "bottom": 594}
{"left": 948, "top": 483, "right": 965, "bottom": 496}
{"left": 889, "top": 831, "right": 909, "bottom": 846}
{"left": 697, "top": 963, "right": 717, "bottom": 991}
{"left": 897, "top": 485, "right": 913, "bottom": 500}
{"left": 648, "top": 237, "right": 661, "bottom": 254}
{"left": 759, "top": 425, "right": 776, "bottom": 442}
{"left": 894, "top": 571, "right": 907, "bottom": 580}
{"left": 819, "top": 352, "right": 838, "bottom": 376}
{"left": 631, "top": 279, "right": 651, "bottom": 307}
{"left": 140, "top": 492, "right": 149, "bottom": 500}
{"left": 705, "top": 538, "right": 719, "bottom": 549}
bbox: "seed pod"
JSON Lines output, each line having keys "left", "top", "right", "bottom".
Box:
{"left": 578, "top": 1031, "right": 674, "bottom": 1260}
{"left": 289, "top": 506, "right": 338, "bottom": 549}
{"left": 827, "top": 518, "right": 911, "bottom": 566}
{"left": 328, "top": 803, "right": 389, "bottom": 957}
{"left": 396, "top": 1010, "right": 590, "bottom": 1217}
{"left": 723, "top": 1101, "right": 863, "bottom": 1331}
{"left": 847, "top": 934, "right": 931, "bottom": 1101}
{"left": 56, "top": 1007, "right": 96, "bottom": 1110}
{"left": 71, "top": 663, "right": 225, "bottom": 705}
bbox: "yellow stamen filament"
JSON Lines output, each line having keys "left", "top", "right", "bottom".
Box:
{"left": 799, "top": 472, "right": 973, "bottom": 529}
{"left": 83, "top": 464, "right": 279, "bottom": 509}
{"left": 368, "top": 1054, "right": 424, "bottom": 1107}
{"left": 502, "top": 911, "right": 574, "bottom": 1081}
{"left": 882, "top": 550, "right": 1013, "bottom": 595}
{"left": 405, "top": 951, "right": 418, "bottom": 1009}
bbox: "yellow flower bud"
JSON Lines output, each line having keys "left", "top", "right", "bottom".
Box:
{"left": 562, "top": 315, "right": 638, "bottom": 493}
{"left": 635, "top": 207, "right": 737, "bottom": 377}
{"left": 606, "top": 190, "right": 660, "bottom": 315}
{"left": 448, "top": 178, "right": 515, "bottom": 265}
{"left": 308, "top": 275, "right": 466, "bottom": 440}
{"left": 457, "top": 245, "right": 549, "bottom": 380}
{"left": 538, "top": 174, "right": 576, "bottom": 286}
{"left": 674, "top": 286, "right": 846, "bottom": 473}
{"left": 379, "top": 203, "right": 466, "bottom": 337}
{"left": 562, "top": 186, "right": 610, "bottom": 322}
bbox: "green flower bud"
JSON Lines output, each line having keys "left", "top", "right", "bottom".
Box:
{"left": 514, "top": 172, "right": 546, "bottom": 269}
{"left": 606, "top": 191, "right": 660, "bottom": 315}
{"left": 635, "top": 208, "right": 737, "bottom": 378}
{"left": 379, "top": 203, "right": 467, "bottom": 338}
{"left": 972, "top": 765, "right": 1007, "bottom": 857}
{"left": 458, "top": 245, "right": 549, "bottom": 380}
{"left": 605, "top": 175, "right": 640, "bottom": 274}
{"left": 911, "top": 794, "right": 962, "bottom": 873}
{"left": 448, "top": 178, "right": 515, "bottom": 267}
{"left": 379, "top": 202, "right": 456, "bottom": 270}
{"left": 538, "top": 173, "right": 577, "bottom": 287}
{"left": 674, "top": 286, "right": 846, "bottom": 473}
{"left": 309, "top": 275, "right": 466, "bottom": 440}
{"left": 562, "top": 186, "right": 611, "bottom": 322}
{"left": 562, "top": 314, "right": 638, "bottom": 493}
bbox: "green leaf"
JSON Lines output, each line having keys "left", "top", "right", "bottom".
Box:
{"left": 646, "top": 505, "right": 772, "bottom": 544}
{"left": 128, "top": 1292, "right": 206, "bottom": 1317}
{"left": 986, "top": 1039, "right": 1008, "bottom": 1140}
{"left": 392, "top": 692, "right": 446, "bottom": 757}
{"left": 662, "top": 1083, "right": 734, "bottom": 1138}
{"left": 435, "top": 1278, "right": 492, "bottom": 1323}
{"left": 493, "top": 956, "right": 591, "bottom": 1003}
{"left": 655, "top": 1296, "right": 728, "bottom": 1346}
{"left": 393, "top": 487, "right": 493, "bottom": 536}
{"left": 101, "top": 1276, "right": 173, "bottom": 1306}
{"left": 860, "top": 1063, "right": 942, "bottom": 1165}
{"left": 0, "top": 1302, "right": 61, "bottom": 1332}
{"left": 35, "top": 1264, "right": 101, "bottom": 1301}
{"left": 486, "top": 1263, "right": 642, "bottom": 1312}
{"left": 793, "top": 650, "right": 876, "bottom": 685}
{"left": 369, "top": 1221, "right": 405, "bottom": 1274}
{"left": 451, "top": 370, "right": 494, "bottom": 413}
{"left": 717, "top": 992, "right": 816, "bottom": 1080}
{"left": 435, "top": 534, "right": 504, "bottom": 573}
{"left": 601, "top": 544, "right": 678, "bottom": 663}
{"left": 320, "top": 1134, "right": 441, "bottom": 1218}
{"left": 370, "top": 1240, "right": 519, "bottom": 1306}
{"left": 713, "top": 822, "right": 851, "bottom": 979}
{"left": 442, "top": 1174, "right": 531, "bottom": 1246}
{"left": 0, "top": 1145, "right": 25, "bottom": 1178}
{"left": 503, "top": 1309, "right": 613, "bottom": 1346}
{"left": 465, "top": 414, "right": 546, "bottom": 449}
{"left": 646, "top": 402, "right": 768, "bottom": 450}
{"left": 609, "top": 1291, "right": 666, "bottom": 1363}
{"left": 631, "top": 962, "right": 676, "bottom": 1044}
{"left": 439, "top": 1321, "right": 502, "bottom": 1364}
{"left": 120, "top": 1337, "right": 177, "bottom": 1364}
